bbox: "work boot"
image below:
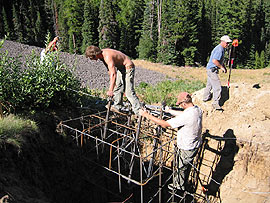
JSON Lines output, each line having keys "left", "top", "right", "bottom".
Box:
{"left": 203, "top": 98, "right": 210, "bottom": 102}
{"left": 106, "top": 104, "right": 121, "bottom": 113}
{"left": 212, "top": 103, "right": 223, "bottom": 111}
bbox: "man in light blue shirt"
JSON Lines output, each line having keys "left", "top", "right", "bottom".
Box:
{"left": 203, "top": 35, "right": 232, "bottom": 110}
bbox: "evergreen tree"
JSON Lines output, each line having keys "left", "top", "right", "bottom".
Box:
{"left": 255, "top": 51, "right": 260, "bottom": 69}
{"left": 21, "top": 0, "right": 34, "bottom": 44}
{"left": 81, "top": 0, "right": 100, "bottom": 54}
{"left": 172, "top": 0, "right": 200, "bottom": 66}
{"left": 197, "top": 0, "right": 212, "bottom": 66}
{"left": 253, "top": 0, "right": 266, "bottom": 52}
{"left": 55, "top": 1, "right": 69, "bottom": 51}
{"left": 260, "top": 50, "right": 265, "bottom": 68}
{"left": 63, "top": 0, "right": 84, "bottom": 53}
{"left": 208, "top": 0, "right": 218, "bottom": 43}
{"left": 12, "top": 3, "right": 24, "bottom": 42}
{"left": 156, "top": 0, "right": 178, "bottom": 65}
{"left": 137, "top": 0, "right": 158, "bottom": 61}
{"left": 98, "top": 0, "right": 119, "bottom": 49}
{"left": 265, "top": 1, "right": 270, "bottom": 65}
{"left": 246, "top": 44, "right": 256, "bottom": 68}
{"left": 1, "top": 6, "right": 11, "bottom": 38}
{"left": 34, "top": 8, "right": 43, "bottom": 46}
{"left": 239, "top": 0, "right": 254, "bottom": 65}
{"left": 117, "top": 0, "right": 145, "bottom": 58}
{"left": 216, "top": 0, "right": 244, "bottom": 41}
{"left": 0, "top": 6, "right": 4, "bottom": 38}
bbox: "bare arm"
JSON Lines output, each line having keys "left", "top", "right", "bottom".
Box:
{"left": 212, "top": 59, "right": 227, "bottom": 73}
{"left": 105, "top": 57, "right": 117, "bottom": 96}
{"left": 45, "top": 38, "right": 58, "bottom": 53}
{"left": 139, "top": 109, "right": 171, "bottom": 128}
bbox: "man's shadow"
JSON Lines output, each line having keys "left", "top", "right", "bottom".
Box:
{"left": 204, "top": 129, "right": 239, "bottom": 196}
{"left": 219, "top": 86, "right": 230, "bottom": 107}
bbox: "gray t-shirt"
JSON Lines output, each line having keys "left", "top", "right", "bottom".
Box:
{"left": 167, "top": 105, "right": 203, "bottom": 150}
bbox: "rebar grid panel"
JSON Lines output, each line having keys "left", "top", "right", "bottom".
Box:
{"left": 59, "top": 110, "right": 176, "bottom": 184}
{"left": 188, "top": 134, "right": 224, "bottom": 203}
{"left": 57, "top": 108, "right": 224, "bottom": 203}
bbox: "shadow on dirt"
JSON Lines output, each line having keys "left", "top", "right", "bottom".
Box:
{"left": 219, "top": 86, "right": 230, "bottom": 107}
{"left": 204, "top": 129, "right": 239, "bottom": 197}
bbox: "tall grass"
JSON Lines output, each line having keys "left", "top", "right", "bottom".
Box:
{"left": 136, "top": 79, "right": 205, "bottom": 106}
{"left": 0, "top": 114, "right": 38, "bottom": 148}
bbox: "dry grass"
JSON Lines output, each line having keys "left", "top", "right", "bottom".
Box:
{"left": 133, "top": 59, "right": 270, "bottom": 85}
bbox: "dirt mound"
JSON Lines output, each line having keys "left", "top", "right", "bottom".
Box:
{"left": 192, "top": 83, "right": 270, "bottom": 203}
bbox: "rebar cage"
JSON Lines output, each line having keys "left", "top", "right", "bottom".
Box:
{"left": 57, "top": 107, "right": 224, "bottom": 203}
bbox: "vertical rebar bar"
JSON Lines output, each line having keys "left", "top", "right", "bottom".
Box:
{"left": 140, "top": 155, "right": 143, "bottom": 203}
{"left": 102, "top": 97, "right": 112, "bottom": 152}
{"left": 117, "top": 141, "right": 121, "bottom": 193}
{"left": 128, "top": 113, "right": 143, "bottom": 184}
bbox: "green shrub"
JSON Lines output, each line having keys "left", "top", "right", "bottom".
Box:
{"left": 136, "top": 79, "right": 205, "bottom": 106}
{"left": 0, "top": 45, "right": 82, "bottom": 112}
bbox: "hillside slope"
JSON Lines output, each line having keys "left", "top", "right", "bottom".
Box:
{"left": 192, "top": 83, "right": 270, "bottom": 203}
{"left": 134, "top": 60, "right": 270, "bottom": 202}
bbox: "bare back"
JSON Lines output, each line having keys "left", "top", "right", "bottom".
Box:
{"left": 101, "top": 48, "right": 134, "bottom": 70}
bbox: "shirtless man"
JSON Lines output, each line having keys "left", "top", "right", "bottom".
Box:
{"left": 85, "top": 46, "right": 140, "bottom": 115}
{"left": 40, "top": 36, "right": 59, "bottom": 62}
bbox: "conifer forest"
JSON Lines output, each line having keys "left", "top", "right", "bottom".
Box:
{"left": 1, "top": 0, "right": 270, "bottom": 68}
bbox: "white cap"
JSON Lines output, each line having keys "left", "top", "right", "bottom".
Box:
{"left": 220, "top": 35, "right": 232, "bottom": 43}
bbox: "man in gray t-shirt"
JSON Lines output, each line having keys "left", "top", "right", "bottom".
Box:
{"left": 203, "top": 35, "right": 232, "bottom": 110}
{"left": 139, "top": 92, "right": 203, "bottom": 192}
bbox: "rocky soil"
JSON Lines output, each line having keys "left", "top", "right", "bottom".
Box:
{"left": 0, "top": 40, "right": 173, "bottom": 89}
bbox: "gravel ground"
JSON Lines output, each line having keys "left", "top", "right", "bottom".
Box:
{"left": 1, "top": 40, "right": 173, "bottom": 89}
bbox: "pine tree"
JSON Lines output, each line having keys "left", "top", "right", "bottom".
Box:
{"left": 137, "top": 0, "right": 158, "bottom": 61}
{"left": 0, "top": 6, "right": 4, "bottom": 38}
{"left": 170, "top": 0, "right": 200, "bottom": 66}
{"left": 12, "top": 3, "right": 24, "bottom": 42}
{"left": 260, "top": 50, "right": 265, "bottom": 68}
{"left": 55, "top": 1, "right": 69, "bottom": 51}
{"left": 1, "top": 6, "right": 11, "bottom": 38}
{"left": 239, "top": 0, "right": 254, "bottom": 65}
{"left": 117, "top": 0, "right": 145, "bottom": 58}
{"left": 98, "top": 0, "right": 119, "bottom": 49}
{"left": 156, "top": 0, "right": 178, "bottom": 65}
{"left": 81, "top": 0, "right": 100, "bottom": 54}
{"left": 35, "top": 9, "right": 43, "bottom": 46}
{"left": 63, "top": 0, "right": 84, "bottom": 53}
{"left": 253, "top": 0, "right": 266, "bottom": 52}
{"left": 255, "top": 51, "right": 260, "bottom": 69}
{"left": 197, "top": 0, "right": 212, "bottom": 66}
{"left": 216, "top": 0, "right": 244, "bottom": 40}
{"left": 21, "top": 0, "right": 34, "bottom": 44}
{"left": 265, "top": 1, "right": 270, "bottom": 65}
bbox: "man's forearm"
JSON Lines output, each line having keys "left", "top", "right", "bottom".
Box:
{"left": 143, "top": 112, "right": 170, "bottom": 128}
{"left": 109, "top": 72, "right": 116, "bottom": 91}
